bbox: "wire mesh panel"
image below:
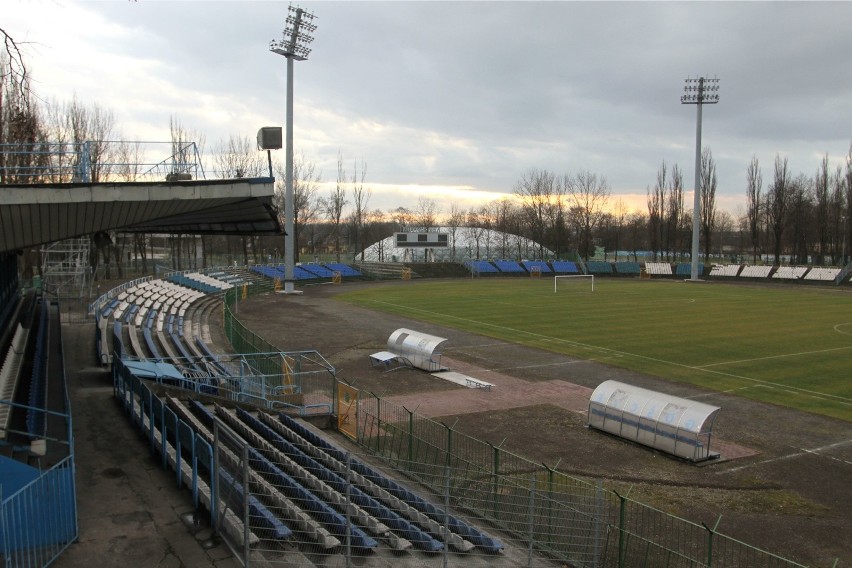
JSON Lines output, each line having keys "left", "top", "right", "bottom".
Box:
{"left": 213, "top": 417, "right": 253, "bottom": 565}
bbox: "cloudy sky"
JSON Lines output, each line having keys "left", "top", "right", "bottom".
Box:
{"left": 6, "top": 1, "right": 852, "bottom": 216}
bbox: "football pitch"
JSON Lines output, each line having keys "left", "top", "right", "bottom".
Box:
{"left": 339, "top": 278, "right": 852, "bottom": 422}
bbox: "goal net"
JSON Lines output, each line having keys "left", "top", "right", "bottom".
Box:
{"left": 554, "top": 274, "right": 594, "bottom": 293}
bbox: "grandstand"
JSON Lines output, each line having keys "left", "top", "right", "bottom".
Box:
{"left": 550, "top": 260, "right": 581, "bottom": 274}
{"left": 709, "top": 264, "right": 742, "bottom": 277}
{"left": 464, "top": 259, "right": 499, "bottom": 274}
{"left": 644, "top": 262, "right": 673, "bottom": 275}
{"left": 739, "top": 265, "right": 774, "bottom": 278}
{"left": 110, "top": 316, "right": 509, "bottom": 565}
{"left": 520, "top": 260, "right": 552, "bottom": 274}
{"left": 585, "top": 261, "right": 613, "bottom": 275}
{"left": 614, "top": 261, "right": 641, "bottom": 275}
{"left": 804, "top": 267, "right": 841, "bottom": 281}
{"left": 772, "top": 265, "right": 809, "bottom": 280}
{"left": 493, "top": 259, "right": 525, "bottom": 273}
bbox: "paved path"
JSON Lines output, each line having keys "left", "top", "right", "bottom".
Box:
{"left": 54, "top": 322, "right": 239, "bottom": 568}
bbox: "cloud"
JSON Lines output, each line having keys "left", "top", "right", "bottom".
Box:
{"left": 5, "top": 0, "right": 852, "bottom": 216}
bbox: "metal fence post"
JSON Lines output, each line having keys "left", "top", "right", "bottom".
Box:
{"left": 406, "top": 407, "right": 414, "bottom": 466}
{"left": 242, "top": 443, "right": 250, "bottom": 568}
{"left": 528, "top": 475, "right": 537, "bottom": 568}
{"left": 444, "top": 422, "right": 453, "bottom": 469}
{"left": 345, "top": 452, "right": 352, "bottom": 568}
{"left": 703, "top": 515, "right": 722, "bottom": 568}
{"left": 489, "top": 440, "right": 504, "bottom": 520}
{"left": 544, "top": 459, "right": 560, "bottom": 549}
{"left": 594, "top": 480, "right": 604, "bottom": 568}
{"left": 613, "top": 489, "right": 628, "bottom": 568}
{"left": 443, "top": 464, "right": 450, "bottom": 568}
{"left": 212, "top": 421, "right": 221, "bottom": 533}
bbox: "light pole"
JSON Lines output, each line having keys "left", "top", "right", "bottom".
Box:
{"left": 271, "top": 4, "right": 317, "bottom": 294}
{"left": 681, "top": 76, "right": 719, "bottom": 281}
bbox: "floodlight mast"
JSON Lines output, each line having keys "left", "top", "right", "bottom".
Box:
{"left": 681, "top": 76, "right": 719, "bottom": 281}
{"left": 270, "top": 5, "right": 317, "bottom": 294}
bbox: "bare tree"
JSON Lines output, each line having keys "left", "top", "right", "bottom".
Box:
{"left": 321, "top": 153, "right": 349, "bottom": 262}
{"left": 647, "top": 162, "right": 666, "bottom": 260}
{"left": 414, "top": 196, "right": 439, "bottom": 231}
{"left": 1, "top": 27, "right": 30, "bottom": 113}
{"left": 788, "top": 174, "right": 813, "bottom": 265}
{"left": 828, "top": 165, "right": 845, "bottom": 264}
{"left": 665, "top": 164, "right": 684, "bottom": 260}
{"left": 346, "top": 158, "right": 370, "bottom": 261}
{"left": 766, "top": 155, "right": 792, "bottom": 265}
{"left": 700, "top": 147, "right": 718, "bottom": 261}
{"left": 446, "top": 203, "right": 466, "bottom": 261}
{"left": 463, "top": 209, "right": 486, "bottom": 260}
{"left": 846, "top": 144, "right": 852, "bottom": 264}
{"left": 274, "top": 153, "right": 322, "bottom": 262}
{"left": 567, "top": 170, "right": 611, "bottom": 260}
{"left": 391, "top": 206, "right": 413, "bottom": 232}
{"left": 213, "top": 134, "right": 265, "bottom": 264}
{"left": 514, "top": 168, "right": 560, "bottom": 258}
{"left": 746, "top": 155, "right": 763, "bottom": 263}
{"left": 813, "top": 154, "right": 831, "bottom": 265}
{"left": 611, "top": 198, "right": 627, "bottom": 261}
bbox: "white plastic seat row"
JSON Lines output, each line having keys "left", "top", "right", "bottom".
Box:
{"left": 645, "top": 262, "right": 673, "bottom": 275}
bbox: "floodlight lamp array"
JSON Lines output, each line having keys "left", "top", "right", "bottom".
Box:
{"left": 269, "top": 4, "right": 317, "bottom": 60}
{"left": 681, "top": 76, "right": 720, "bottom": 105}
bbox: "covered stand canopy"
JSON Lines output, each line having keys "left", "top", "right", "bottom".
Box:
{"left": 588, "top": 380, "right": 721, "bottom": 462}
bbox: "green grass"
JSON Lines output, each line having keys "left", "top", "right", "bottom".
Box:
{"left": 338, "top": 278, "right": 852, "bottom": 421}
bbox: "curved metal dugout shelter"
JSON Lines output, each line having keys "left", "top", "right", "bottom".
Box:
{"left": 386, "top": 328, "right": 448, "bottom": 372}
{"left": 588, "top": 380, "right": 721, "bottom": 462}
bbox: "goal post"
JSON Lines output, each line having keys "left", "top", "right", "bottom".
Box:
{"left": 554, "top": 274, "right": 594, "bottom": 293}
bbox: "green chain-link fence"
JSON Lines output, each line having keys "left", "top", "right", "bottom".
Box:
{"left": 354, "top": 391, "right": 810, "bottom": 568}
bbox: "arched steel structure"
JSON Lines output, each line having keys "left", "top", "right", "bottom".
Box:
{"left": 588, "top": 380, "right": 721, "bottom": 462}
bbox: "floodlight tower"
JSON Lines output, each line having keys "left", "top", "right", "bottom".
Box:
{"left": 681, "top": 76, "right": 719, "bottom": 281}
{"left": 271, "top": 4, "right": 317, "bottom": 294}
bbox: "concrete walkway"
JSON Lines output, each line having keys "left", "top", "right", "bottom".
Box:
{"left": 54, "top": 322, "right": 239, "bottom": 568}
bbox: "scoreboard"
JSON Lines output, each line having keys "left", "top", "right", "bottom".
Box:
{"left": 394, "top": 232, "right": 449, "bottom": 248}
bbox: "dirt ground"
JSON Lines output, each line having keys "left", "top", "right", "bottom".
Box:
{"left": 227, "top": 279, "right": 852, "bottom": 567}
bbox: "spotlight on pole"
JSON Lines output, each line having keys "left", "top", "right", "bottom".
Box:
{"left": 270, "top": 4, "right": 317, "bottom": 295}
{"left": 681, "top": 76, "right": 720, "bottom": 281}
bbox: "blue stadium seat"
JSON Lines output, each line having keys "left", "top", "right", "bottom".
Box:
{"left": 494, "top": 260, "right": 524, "bottom": 273}
{"left": 551, "top": 260, "right": 580, "bottom": 274}
{"left": 465, "top": 260, "right": 499, "bottom": 273}
{"left": 522, "top": 260, "right": 552, "bottom": 273}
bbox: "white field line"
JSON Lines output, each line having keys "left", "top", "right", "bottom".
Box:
{"left": 697, "top": 345, "right": 852, "bottom": 368}
{"left": 719, "top": 439, "right": 852, "bottom": 473}
{"left": 366, "top": 299, "right": 852, "bottom": 407}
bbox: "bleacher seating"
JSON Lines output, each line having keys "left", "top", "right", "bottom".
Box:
{"left": 710, "top": 264, "right": 742, "bottom": 277}
{"left": 645, "top": 262, "right": 673, "bottom": 275}
{"left": 324, "top": 263, "right": 362, "bottom": 277}
{"left": 675, "top": 263, "right": 703, "bottom": 276}
{"left": 465, "top": 260, "right": 499, "bottom": 273}
{"left": 300, "top": 263, "right": 336, "bottom": 278}
{"left": 739, "top": 265, "right": 773, "bottom": 278}
{"left": 804, "top": 267, "right": 841, "bottom": 281}
{"left": 772, "top": 266, "right": 808, "bottom": 280}
{"left": 551, "top": 260, "right": 580, "bottom": 274}
{"left": 521, "top": 260, "right": 552, "bottom": 273}
{"left": 586, "top": 261, "right": 613, "bottom": 275}
{"left": 166, "top": 273, "right": 221, "bottom": 294}
{"left": 614, "top": 262, "right": 641, "bottom": 275}
{"left": 493, "top": 260, "right": 524, "bottom": 273}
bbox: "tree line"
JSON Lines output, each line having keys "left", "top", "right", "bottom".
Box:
{"left": 4, "top": 31, "right": 851, "bottom": 278}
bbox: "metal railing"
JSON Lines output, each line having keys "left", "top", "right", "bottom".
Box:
{"left": 0, "top": 140, "right": 204, "bottom": 185}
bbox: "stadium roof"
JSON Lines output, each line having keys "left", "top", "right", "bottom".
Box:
{"left": 0, "top": 177, "right": 282, "bottom": 253}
